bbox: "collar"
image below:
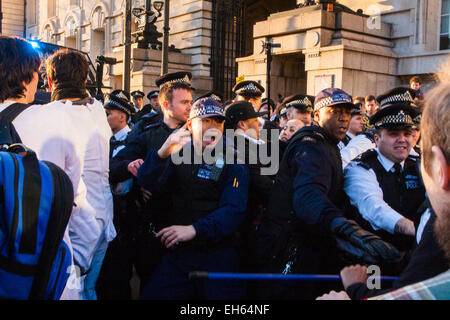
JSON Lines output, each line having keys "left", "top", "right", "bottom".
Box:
{"left": 237, "top": 132, "right": 265, "bottom": 145}
{"left": 347, "top": 132, "right": 356, "bottom": 139}
{"left": 409, "top": 148, "right": 420, "bottom": 157}
{"left": 114, "top": 126, "right": 131, "bottom": 141}
{"left": 0, "top": 100, "right": 18, "bottom": 113}
{"left": 376, "top": 149, "right": 405, "bottom": 172}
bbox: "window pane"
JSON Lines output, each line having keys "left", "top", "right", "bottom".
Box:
{"left": 440, "top": 35, "right": 450, "bottom": 50}
{"left": 443, "top": 0, "right": 450, "bottom": 15}
{"left": 441, "top": 15, "right": 449, "bottom": 34}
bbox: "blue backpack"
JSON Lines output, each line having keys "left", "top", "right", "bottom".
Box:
{"left": 0, "top": 103, "right": 74, "bottom": 300}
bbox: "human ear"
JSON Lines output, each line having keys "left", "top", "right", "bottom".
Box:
{"left": 431, "top": 146, "right": 449, "bottom": 191}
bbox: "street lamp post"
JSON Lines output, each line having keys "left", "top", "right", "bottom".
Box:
{"left": 123, "top": 0, "right": 132, "bottom": 93}
{"left": 261, "top": 38, "right": 280, "bottom": 101}
{"left": 161, "top": 0, "right": 170, "bottom": 76}
{"left": 136, "top": 0, "right": 162, "bottom": 49}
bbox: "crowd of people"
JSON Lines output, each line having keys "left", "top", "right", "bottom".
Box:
{"left": 0, "top": 35, "right": 449, "bottom": 300}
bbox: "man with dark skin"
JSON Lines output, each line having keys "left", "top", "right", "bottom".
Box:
{"left": 253, "top": 88, "right": 400, "bottom": 300}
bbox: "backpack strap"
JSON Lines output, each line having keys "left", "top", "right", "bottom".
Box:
{"left": 28, "top": 160, "right": 74, "bottom": 299}
{"left": 0, "top": 103, "right": 31, "bottom": 145}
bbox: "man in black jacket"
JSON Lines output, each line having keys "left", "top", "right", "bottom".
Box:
{"left": 109, "top": 71, "right": 193, "bottom": 290}
{"left": 252, "top": 88, "right": 400, "bottom": 299}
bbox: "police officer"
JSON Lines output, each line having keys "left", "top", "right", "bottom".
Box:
{"left": 340, "top": 88, "right": 418, "bottom": 168}
{"left": 131, "top": 90, "right": 144, "bottom": 112}
{"left": 147, "top": 90, "right": 161, "bottom": 113}
{"left": 344, "top": 89, "right": 426, "bottom": 263}
{"left": 260, "top": 98, "right": 276, "bottom": 120}
{"left": 232, "top": 80, "right": 265, "bottom": 112}
{"left": 130, "top": 90, "right": 150, "bottom": 124}
{"left": 195, "top": 90, "right": 223, "bottom": 103}
{"left": 137, "top": 97, "right": 249, "bottom": 300}
{"left": 283, "top": 94, "right": 314, "bottom": 126}
{"left": 109, "top": 71, "right": 194, "bottom": 290}
{"left": 224, "top": 101, "right": 274, "bottom": 277}
{"left": 252, "top": 88, "right": 400, "bottom": 300}
{"left": 96, "top": 90, "right": 137, "bottom": 299}
{"left": 338, "top": 105, "right": 363, "bottom": 150}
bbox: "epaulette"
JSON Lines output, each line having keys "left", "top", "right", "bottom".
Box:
{"left": 142, "top": 112, "right": 158, "bottom": 120}
{"left": 407, "top": 154, "right": 419, "bottom": 162}
{"left": 355, "top": 149, "right": 378, "bottom": 170}
{"left": 143, "top": 121, "right": 162, "bottom": 131}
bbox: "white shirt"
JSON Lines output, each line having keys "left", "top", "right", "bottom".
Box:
{"left": 0, "top": 100, "right": 100, "bottom": 299}
{"left": 341, "top": 134, "right": 376, "bottom": 168}
{"left": 416, "top": 207, "right": 431, "bottom": 244}
{"left": 62, "top": 99, "right": 115, "bottom": 244}
{"left": 344, "top": 149, "right": 406, "bottom": 234}
{"left": 111, "top": 125, "right": 131, "bottom": 158}
{"left": 338, "top": 132, "right": 356, "bottom": 150}
{"left": 111, "top": 125, "right": 133, "bottom": 195}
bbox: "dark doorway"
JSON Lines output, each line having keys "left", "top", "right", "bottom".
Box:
{"left": 210, "top": 0, "right": 297, "bottom": 100}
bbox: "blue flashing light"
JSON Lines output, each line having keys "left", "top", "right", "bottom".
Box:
{"left": 30, "top": 41, "right": 41, "bottom": 50}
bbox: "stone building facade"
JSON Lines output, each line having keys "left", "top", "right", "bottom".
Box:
{"left": 0, "top": 0, "right": 25, "bottom": 37}
{"left": 2, "top": 0, "right": 449, "bottom": 100}
{"left": 238, "top": 0, "right": 450, "bottom": 99}
{"left": 22, "top": 0, "right": 216, "bottom": 102}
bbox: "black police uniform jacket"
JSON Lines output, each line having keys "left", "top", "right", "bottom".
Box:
{"left": 109, "top": 120, "right": 178, "bottom": 237}
{"left": 353, "top": 149, "right": 426, "bottom": 251}
{"left": 126, "top": 111, "right": 164, "bottom": 146}
{"left": 110, "top": 120, "right": 175, "bottom": 184}
{"left": 137, "top": 143, "right": 249, "bottom": 251}
{"left": 253, "top": 125, "right": 350, "bottom": 274}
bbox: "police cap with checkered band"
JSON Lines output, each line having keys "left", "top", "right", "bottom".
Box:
{"left": 232, "top": 80, "right": 265, "bottom": 98}
{"left": 155, "top": 71, "right": 193, "bottom": 89}
{"left": 189, "top": 97, "right": 226, "bottom": 121}
{"left": 282, "top": 94, "right": 314, "bottom": 112}
{"left": 314, "top": 88, "right": 354, "bottom": 111}
{"left": 104, "top": 90, "right": 135, "bottom": 117}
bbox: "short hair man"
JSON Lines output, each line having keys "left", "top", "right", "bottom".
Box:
{"left": 365, "top": 95, "right": 379, "bottom": 117}
{"left": 317, "top": 80, "right": 450, "bottom": 301}
{"left": 109, "top": 71, "right": 193, "bottom": 289}
{"left": 253, "top": 88, "right": 399, "bottom": 299}
{"left": 147, "top": 90, "right": 161, "bottom": 112}
{"left": 283, "top": 94, "right": 314, "bottom": 126}
{"left": 353, "top": 96, "right": 365, "bottom": 112}
{"left": 131, "top": 90, "right": 145, "bottom": 112}
{"left": 0, "top": 36, "right": 99, "bottom": 300}
{"left": 338, "top": 108, "right": 364, "bottom": 150}
{"left": 340, "top": 88, "right": 418, "bottom": 168}
{"left": 225, "top": 101, "right": 265, "bottom": 141}
{"left": 138, "top": 98, "right": 249, "bottom": 299}
{"left": 46, "top": 48, "right": 114, "bottom": 300}
{"left": 344, "top": 93, "right": 426, "bottom": 261}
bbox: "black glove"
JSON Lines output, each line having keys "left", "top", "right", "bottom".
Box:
{"left": 332, "top": 219, "right": 402, "bottom": 264}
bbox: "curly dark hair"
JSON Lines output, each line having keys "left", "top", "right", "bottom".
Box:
{"left": 46, "top": 49, "right": 89, "bottom": 89}
{"left": 0, "top": 36, "right": 41, "bottom": 102}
